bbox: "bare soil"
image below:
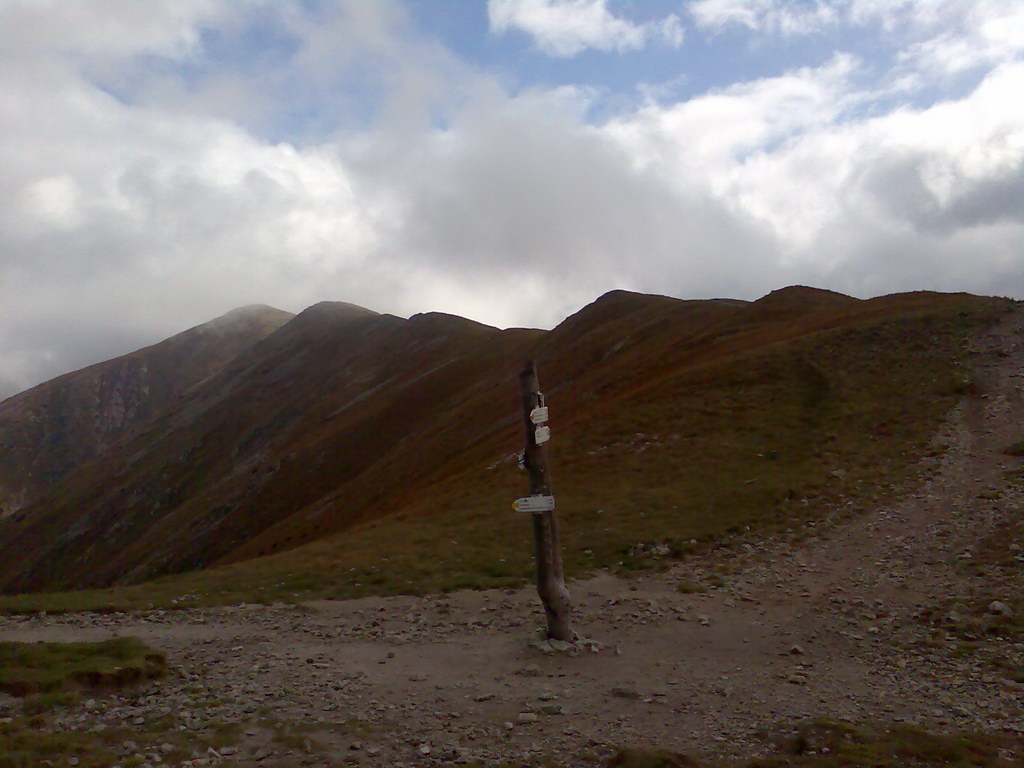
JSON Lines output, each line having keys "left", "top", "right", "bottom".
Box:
{"left": 2, "top": 307, "right": 1023, "bottom": 767}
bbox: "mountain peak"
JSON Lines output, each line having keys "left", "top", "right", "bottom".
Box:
{"left": 752, "top": 285, "right": 857, "bottom": 309}
{"left": 186, "top": 304, "right": 294, "bottom": 338}
{"left": 300, "top": 300, "right": 378, "bottom": 318}
{"left": 407, "top": 311, "right": 496, "bottom": 334}
{"left": 220, "top": 304, "right": 291, "bottom": 320}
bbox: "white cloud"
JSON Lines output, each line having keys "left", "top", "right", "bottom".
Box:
{"left": 689, "top": 0, "right": 1024, "bottom": 75}
{"left": 659, "top": 14, "right": 686, "bottom": 49}
{"left": 689, "top": 0, "right": 839, "bottom": 36}
{"left": 605, "top": 54, "right": 860, "bottom": 180}
{"left": 1, "top": 0, "right": 1023, "bottom": 400}
{"left": 603, "top": 55, "right": 1024, "bottom": 290}
{"left": 897, "top": 1, "right": 1024, "bottom": 75}
{"left": 488, "top": 0, "right": 683, "bottom": 57}
{"left": 361, "top": 82, "right": 774, "bottom": 305}
{"left": 0, "top": 1, "right": 407, "bottom": 395}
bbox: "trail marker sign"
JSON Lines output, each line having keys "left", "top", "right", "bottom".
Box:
{"left": 512, "top": 494, "right": 556, "bottom": 513}
{"left": 517, "top": 360, "right": 573, "bottom": 641}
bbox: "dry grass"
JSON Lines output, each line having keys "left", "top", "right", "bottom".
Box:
{"left": 0, "top": 292, "right": 1011, "bottom": 613}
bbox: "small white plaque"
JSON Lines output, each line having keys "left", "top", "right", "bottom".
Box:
{"left": 512, "top": 495, "right": 555, "bottom": 513}
{"left": 529, "top": 406, "right": 549, "bottom": 425}
{"left": 534, "top": 425, "right": 551, "bottom": 445}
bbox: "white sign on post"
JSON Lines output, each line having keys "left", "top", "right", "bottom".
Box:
{"left": 512, "top": 494, "right": 556, "bottom": 513}
{"left": 534, "top": 425, "right": 550, "bottom": 445}
{"left": 529, "top": 406, "right": 549, "bottom": 425}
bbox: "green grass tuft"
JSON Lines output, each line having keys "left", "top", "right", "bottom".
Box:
{"left": 0, "top": 637, "right": 166, "bottom": 696}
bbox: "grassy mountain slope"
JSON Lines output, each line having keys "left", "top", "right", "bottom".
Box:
{"left": 0, "top": 287, "right": 1012, "bottom": 609}
{"left": 0, "top": 302, "right": 540, "bottom": 592}
{"left": 0, "top": 305, "right": 293, "bottom": 516}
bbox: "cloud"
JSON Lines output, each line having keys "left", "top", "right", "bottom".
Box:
{"left": 689, "top": 0, "right": 839, "bottom": 36}
{"left": 689, "top": 0, "right": 1024, "bottom": 75}
{"left": 686, "top": 60, "right": 1024, "bottom": 288}
{"left": 359, "top": 82, "right": 776, "bottom": 315}
{"left": 488, "top": 0, "right": 683, "bottom": 57}
{"left": 0, "top": 0, "right": 217, "bottom": 60}
{"left": 896, "top": 1, "right": 1024, "bottom": 76}
{"left": 605, "top": 53, "right": 861, "bottom": 177}
{"left": 595, "top": 40, "right": 1024, "bottom": 299}
{"left": 0, "top": 0, "right": 1022, "bottom": 400}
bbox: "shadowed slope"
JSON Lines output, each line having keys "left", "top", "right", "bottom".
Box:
{"left": 0, "top": 305, "right": 293, "bottom": 516}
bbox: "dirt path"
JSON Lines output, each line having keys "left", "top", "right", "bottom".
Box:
{"left": 2, "top": 307, "right": 1023, "bottom": 767}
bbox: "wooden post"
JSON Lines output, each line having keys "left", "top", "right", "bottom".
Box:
{"left": 518, "top": 360, "right": 573, "bottom": 641}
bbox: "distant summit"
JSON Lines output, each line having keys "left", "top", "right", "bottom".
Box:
{"left": 751, "top": 285, "right": 858, "bottom": 310}
{"left": 292, "top": 300, "right": 379, "bottom": 322}
{"left": 206, "top": 304, "right": 294, "bottom": 328}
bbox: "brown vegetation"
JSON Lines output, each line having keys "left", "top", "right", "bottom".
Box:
{"left": 0, "top": 287, "right": 1013, "bottom": 607}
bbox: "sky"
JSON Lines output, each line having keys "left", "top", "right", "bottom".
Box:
{"left": 1, "top": 0, "right": 1022, "bottom": 398}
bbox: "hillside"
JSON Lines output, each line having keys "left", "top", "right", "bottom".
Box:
{"left": 0, "top": 287, "right": 1014, "bottom": 600}
{"left": 0, "top": 305, "right": 293, "bottom": 516}
{"left": 0, "top": 300, "right": 1021, "bottom": 766}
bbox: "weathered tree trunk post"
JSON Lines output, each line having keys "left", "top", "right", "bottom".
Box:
{"left": 517, "top": 360, "right": 574, "bottom": 641}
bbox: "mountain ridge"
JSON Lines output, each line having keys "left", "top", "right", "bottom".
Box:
{"left": 0, "top": 286, "right": 1014, "bottom": 598}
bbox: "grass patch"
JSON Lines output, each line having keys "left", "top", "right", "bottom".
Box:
{"left": 0, "top": 718, "right": 109, "bottom": 768}
{"left": 752, "top": 720, "right": 1021, "bottom": 767}
{"left": 607, "top": 721, "right": 1022, "bottom": 767}
{"left": 20, "top": 691, "right": 80, "bottom": 715}
{"left": 0, "top": 714, "right": 244, "bottom": 768}
{"left": 0, "top": 637, "right": 165, "bottom": 696}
